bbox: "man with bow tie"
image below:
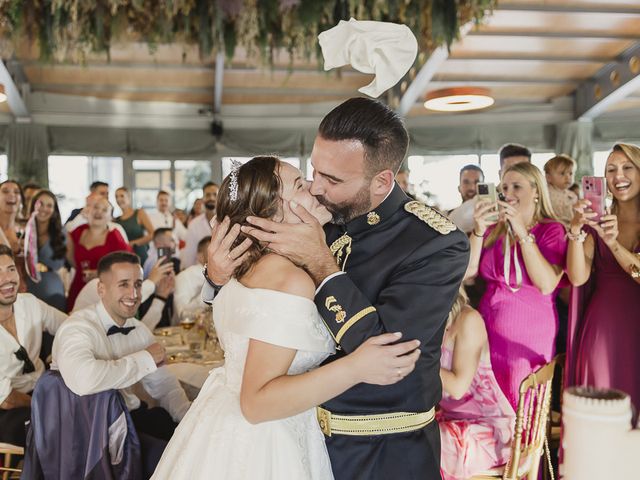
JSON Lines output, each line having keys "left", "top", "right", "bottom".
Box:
{"left": 52, "top": 251, "right": 191, "bottom": 471}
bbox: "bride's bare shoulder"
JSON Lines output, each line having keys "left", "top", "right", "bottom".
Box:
{"left": 242, "top": 253, "right": 315, "bottom": 300}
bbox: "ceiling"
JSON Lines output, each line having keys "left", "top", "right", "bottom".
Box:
{"left": 1, "top": 0, "right": 640, "bottom": 128}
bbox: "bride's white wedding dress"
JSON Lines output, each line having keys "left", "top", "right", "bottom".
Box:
{"left": 152, "top": 279, "right": 336, "bottom": 479}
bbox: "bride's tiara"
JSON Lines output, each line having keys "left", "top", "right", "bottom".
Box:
{"left": 229, "top": 159, "right": 242, "bottom": 202}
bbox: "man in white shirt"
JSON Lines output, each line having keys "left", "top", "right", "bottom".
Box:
{"left": 181, "top": 182, "right": 218, "bottom": 269}
{"left": 0, "top": 245, "right": 67, "bottom": 446}
{"left": 74, "top": 259, "right": 175, "bottom": 331}
{"left": 52, "top": 251, "right": 190, "bottom": 451}
{"left": 147, "top": 191, "right": 187, "bottom": 244}
{"left": 65, "top": 193, "right": 129, "bottom": 242}
{"left": 174, "top": 236, "right": 209, "bottom": 314}
{"left": 448, "top": 165, "right": 485, "bottom": 234}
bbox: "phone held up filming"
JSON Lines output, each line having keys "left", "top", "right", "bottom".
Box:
{"left": 581, "top": 176, "right": 607, "bottom": 223}
{"left": 477, "top": 182, "right": 500, "bottom": 222}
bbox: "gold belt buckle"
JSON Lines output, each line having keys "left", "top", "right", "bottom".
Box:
{"left": 317, "top": 407, "right": 332, "bottom": 437}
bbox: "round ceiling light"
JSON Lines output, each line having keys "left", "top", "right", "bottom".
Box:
{"left": 424, "top": 87, "right": 494, "bottom": 112}
{"left": 0, "top": 84, "right": 7, "bottom": 103}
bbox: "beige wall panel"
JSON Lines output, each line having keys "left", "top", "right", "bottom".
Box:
{"left": 437, "top": 59, "right": 603, "bottom": 80}
{"left": 450, "top": 36, "right": 634, "bottom": 59}
{"left": 477, "top": 10, "right": 640, "bottom": 35}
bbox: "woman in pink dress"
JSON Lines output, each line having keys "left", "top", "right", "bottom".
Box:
{"left": 66, "top": 197, "right": 131, "bottom": 310}
{"left": 466, "top": 162, "right": 567, "bottom": 407}
{"left": 566, "top": 143, "right": 640, "bottom": 411}
{"left": 438, "top": 287, "right": 515, "bottom": 480}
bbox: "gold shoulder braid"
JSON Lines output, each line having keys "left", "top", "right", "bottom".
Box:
{"left": 330, "top": 233, "right": 352, "bottom": 271}
{"left": 404, "top": 201, "right": 457, "bottom": 235}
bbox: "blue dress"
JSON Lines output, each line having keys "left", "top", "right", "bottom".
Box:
{"left": 26, "top": 238, "right": 67, "bottom": 312}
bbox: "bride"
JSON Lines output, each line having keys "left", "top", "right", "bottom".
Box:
{"left": 152, "top": 156, "right": 421, "bottom": 479}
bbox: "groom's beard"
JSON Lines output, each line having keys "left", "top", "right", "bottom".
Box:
{"left": 315, "top": 183, "right": 371, "bottom": 226}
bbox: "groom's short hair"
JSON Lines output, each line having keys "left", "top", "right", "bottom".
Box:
{"left": 318, "top": 97, "right": 409, "bottom": 178}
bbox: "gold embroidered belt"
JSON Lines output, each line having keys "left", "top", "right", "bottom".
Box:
{"left": 316, "top": 406, "right": 435, "bottom": 437}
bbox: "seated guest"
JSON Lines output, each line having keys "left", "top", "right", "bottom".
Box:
{"left": 466, "top": 162, "right": 567, "bottom": 407}
{"left": 143, "top": 228, "right": 180, "bottom": 279}
{"left": 449, "top": 164, "right": 485, "bottom": 234}
{"left": 181, "top": 182, "right": 218, "bottom": 269}
{"left": 74, "top": 259, "right": 173, "bottom": 312}
{"left": 0, "top": 180, "right": 28, "bottom": 292}
{"left": 147, "top": 191, "right": 187, "bottom": 246}
{"left": 139, "top": 263, "right": 175, "bottom": 330}
{"left": 438, "top": 287, "right": 515, "bottom": 480}
{"left": 21, "top": 183, "right": 41, "bottom": 219}
{"left": 66, "top": 192, "right": 129, "bottom": 242}
{"left": 174, "top": 236, "right": 209, "bottom": 314}
{"left": 66, "top": 198, "right": 132, "bottom": 311}
{"left": 0, "top": 245, "right": 67, "bottom": 447}
{"left": 115, "top": 187, "right": 155, "bottom": 265}
{"left": 25, "top": 190, "right": 67, "bottom": 312}
{"left": 51, "top": 251, "right": 191, "bottom": 465}
{"left": 65, "top": 180, "right": 109, "bottom": 224}
{"left": 544, "top": 154, "right": 578, "bottom": 228}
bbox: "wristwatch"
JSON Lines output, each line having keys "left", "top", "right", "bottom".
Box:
{"left": 202, "top": 263, "right": 223, "bottom": 293}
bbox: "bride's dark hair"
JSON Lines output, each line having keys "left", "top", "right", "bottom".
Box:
{"left": 216, "top": 156, "right": 282, "bottom": 278}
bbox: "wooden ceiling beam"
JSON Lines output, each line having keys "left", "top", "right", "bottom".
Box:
{"left": 575, "top": 42, "right": 640, "bottom": 119}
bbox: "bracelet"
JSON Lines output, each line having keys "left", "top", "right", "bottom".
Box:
{"left": 154, "top": 294, "right": 168, "bottom": 302}
{"left": 518, "top": 233, "right": 536, "bottom": 245}
{"left": 566, "top": 229, "right": 587, "bottom": 243}
{"left": 630, "top": 263, "right": 640, "bottom": 279}
{"left": 202, "top": 263, "right": 223, "bottom": 292}
{"left": 472, "top": 229, "right": 484, "bottom": 238}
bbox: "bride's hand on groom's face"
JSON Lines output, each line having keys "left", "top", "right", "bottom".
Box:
{"left": 207, "top": 216, "right": 253, "bottom": 285}
{"left": 348, "top": 333, "right": 421, "bottom": 386}
{"left": 242, "top": 202, "right": 337, "bottom": 283}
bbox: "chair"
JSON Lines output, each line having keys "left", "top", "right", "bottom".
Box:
{"left": 471, "top": 356, "right": 558, "bottom": 480}
{"left": 0, "top": 443, "right": 24, "bottom": 480}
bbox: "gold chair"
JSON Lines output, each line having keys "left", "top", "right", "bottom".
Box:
{"left": 471, "top": 357, "right": 557, "bottom": 480}
{"left": 0, "top": 443, "right": 24, "bottom": 480}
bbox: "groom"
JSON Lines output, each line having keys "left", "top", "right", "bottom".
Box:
{"left": 205, "top": 97, "right": 469, "bottom": 479}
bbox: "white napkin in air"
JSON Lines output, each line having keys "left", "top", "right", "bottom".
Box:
{"left": 318, "top": 18, "right": 418, "bottom": 98}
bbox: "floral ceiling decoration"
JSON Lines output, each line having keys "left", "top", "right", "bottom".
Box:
{"left": 0, "top": 0, "right": 495, "bottom": 65}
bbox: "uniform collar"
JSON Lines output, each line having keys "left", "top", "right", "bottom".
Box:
{"left": 96, "top": 301, "right": 136, "bottom": 333}
{"left": 343, "top": 183, "right": 409, "bottom": 236}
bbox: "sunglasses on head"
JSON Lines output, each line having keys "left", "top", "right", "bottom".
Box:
{"left": 14, "top": 345, "right": 35, "bottom": 374}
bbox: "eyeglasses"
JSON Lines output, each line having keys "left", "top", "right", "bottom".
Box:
{"left": 14, "top": 345, "right": 35, "bottom": 374}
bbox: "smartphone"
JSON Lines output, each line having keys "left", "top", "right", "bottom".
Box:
{"left": 157, "top": 247, "right": 172, "bottom": 261}
{"left": 477, "top": 183, "right": 498, "bottom": 222}
{"left": 581, "top": 176, "right": 607, "bottom": 222}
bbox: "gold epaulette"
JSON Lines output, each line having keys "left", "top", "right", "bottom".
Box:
{"left": 404, "top": 201, "right": 457, "bottom": 235}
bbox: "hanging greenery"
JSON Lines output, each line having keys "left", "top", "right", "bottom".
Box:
{"left": 0, "top": 0, "right": 495, "bottom": 64}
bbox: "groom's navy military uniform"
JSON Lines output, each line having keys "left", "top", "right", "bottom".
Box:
{"left": 315, "top": 184, "right": 469, "bottom": 480}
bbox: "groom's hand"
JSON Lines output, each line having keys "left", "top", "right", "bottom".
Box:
{"left": 207, "top": 216, "right": 253, "bottom": 285}
{"left": 242, "top": 201, "right": 339, "bottom": 285}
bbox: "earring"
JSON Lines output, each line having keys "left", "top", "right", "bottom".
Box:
{"left": 534, "top": 197, "right": 539, "bottom": 203}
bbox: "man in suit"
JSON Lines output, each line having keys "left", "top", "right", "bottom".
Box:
{"left": 205, "top": 98, "right": 469, "bottom": 479}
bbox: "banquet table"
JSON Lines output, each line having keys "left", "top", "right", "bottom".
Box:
{"left": 154, "top": 325, "right": 224, "bottom": 398}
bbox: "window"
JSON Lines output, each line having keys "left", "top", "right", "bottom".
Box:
{"left": 132, "top": 160, "right": 212, "bottom": 211}
{"left": 479, "top": 152, "right": 555, "bottom": 185}
{"left": 48, "top": 156, "right": 123, "bottom": 222}
{"left": 0, "top": 155, "right": 7, "bottom": 182}
{"left": 592, "top": 150, "right": 610, "bottom": 176}
{"left": 175, "top": 160, "right": 212, "bottom": 212}
{"left": 407, "top": 155, "right": 480, "bottom": 211}
{"left": 221, "top": 157, "right": 300, "bottom": 178}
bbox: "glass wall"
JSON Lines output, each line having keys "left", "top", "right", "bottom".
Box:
{"left": 48, "top": 155, "right": 123, "bottom": 221}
